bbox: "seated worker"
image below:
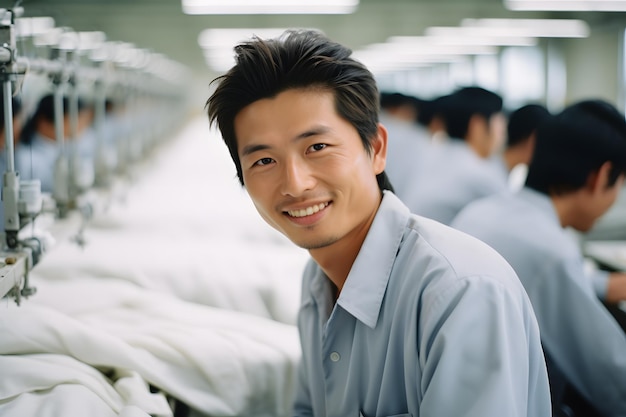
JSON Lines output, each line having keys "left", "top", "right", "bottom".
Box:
{"left": 491, "top": 103, "right": 552, "bottom": 191}
{"left": 379, "top": 91, "right": 432, "bottom": 201}
{"left": 404, "top": 86, "right": 509, "bottom": 225}
{"left": 206, "top": 29, "right": 551, "bottom": 417}
{"left": 16, "top": 93, "right": 92, "bottom": 194}
{"left": 452, "top": 100, "right": 626, "bottom": 417}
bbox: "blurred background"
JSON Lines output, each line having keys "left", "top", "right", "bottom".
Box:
{"left": 17, "top": 0, "right": 626, "bottom": 113}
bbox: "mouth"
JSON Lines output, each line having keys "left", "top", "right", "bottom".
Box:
{"left": 285, "top": 202, "right": 330, "bottom": 218}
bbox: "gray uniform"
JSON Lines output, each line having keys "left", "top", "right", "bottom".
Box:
{"left": 452, "top": 187, "right": 626, "bottom": 417}
{"left": 405, "top": 139, "right": 508, "bottom": 225}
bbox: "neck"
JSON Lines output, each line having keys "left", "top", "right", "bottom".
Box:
{"left": 550, "top": 192, "right": 580, "bottom": 228}
{"left": 310, "top": 244, "right": 358, "bottom": 297}
{"left": 503, "top": 149, "right": 522, "bottom": 171}
{"left": 466, "top": 135, "right": 489, "bottom": 159}
{"left": 308, "top": 197, "right": 380, "bottom": 298}
{"left": 504, "top": 142, "right": 533, "bottom": 171}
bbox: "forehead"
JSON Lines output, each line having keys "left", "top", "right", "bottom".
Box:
{"left": 234, "top": 88, "right": 344, "bottom": 147}
{"left": 239, "top": 87, "right": 335, "bottom": 120}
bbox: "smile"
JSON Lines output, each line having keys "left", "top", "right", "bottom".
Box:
{"left": 286, "top": 202, "right": 329, "bottom": 218}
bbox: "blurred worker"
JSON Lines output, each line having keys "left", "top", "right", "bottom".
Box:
{"left": 452, "top": 100, "right": 626, "bottom": 417}
{"left": 379, "top": 91, "right": 432, "bottom": 201}
{"left": 206, "top": 29, "right": 550, "bottom": 417}
{"left": 16, "top": 93, "right": 92, "bottom": 194}
{"left": 492, "top": 103, "right": 552, "bottom": 191}
{"left": 419, "top": 93, "right": 451, "bottom": 143}
{"left": 404, "top": 86, "right": 509, "bottom": 225}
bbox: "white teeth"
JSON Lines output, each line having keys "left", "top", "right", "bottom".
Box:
{"left": 287, "top": 203, "right": 328, "bottom": 218}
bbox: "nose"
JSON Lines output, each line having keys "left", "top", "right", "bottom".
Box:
{"left": 280, "top": 156, "right": 316, "bottom": 197}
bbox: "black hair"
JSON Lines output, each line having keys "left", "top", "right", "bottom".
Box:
{"left": 507, "top": 104, "right": 551, "bottom": 148}
{"left": 442, "top": 86, "right": 503, "bottom": 140}
{"left": 526, "top": 99, "right": 626, "bottom": 195}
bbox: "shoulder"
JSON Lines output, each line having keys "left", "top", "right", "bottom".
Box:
{"left": 395, "top": 214, "right": 524, "bottom": 296}
{"left": 454, "top": 193, "right": 577, "bottom": 261}
{"left": 388, "top": 216, "right": 538, "bottom": 344}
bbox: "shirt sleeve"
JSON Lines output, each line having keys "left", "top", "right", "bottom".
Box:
{"left": 532, "top": 258, "right": 626, "bottom": 416}
{"left": 418, "top": 274, "right": 551, "bottom": 417}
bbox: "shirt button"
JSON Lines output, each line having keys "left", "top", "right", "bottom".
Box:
{"left": 330, "top": 352, "right": 340, "bottom": 362}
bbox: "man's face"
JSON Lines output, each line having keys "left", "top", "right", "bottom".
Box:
{"left": 234, "top": 88, "right": 386, "bottom": 251}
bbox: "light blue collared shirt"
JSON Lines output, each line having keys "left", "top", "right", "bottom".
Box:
{"left": 293, "top": 191, "right": 551, "bottom": 417}
{"left": 452, "top": 187, "right": 626, "bottom": 416}
{"left": 404, "top": 139, "right": 508, "bottom": 225}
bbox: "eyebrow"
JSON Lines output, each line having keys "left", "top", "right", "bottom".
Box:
{"left": 240, "top": 125, "right": 331, "bottom": 157}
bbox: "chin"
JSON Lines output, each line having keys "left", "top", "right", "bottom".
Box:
{"left": 573, "top": 222, "right": 594, "bottom": 233}
{"left": 292, "top": 236, "right": 339, "bottom": 251}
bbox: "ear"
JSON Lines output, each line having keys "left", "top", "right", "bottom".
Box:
{"left": 586, "top": 161, "right": 613, "bottom": 194}
{"left": 371, "top": 123, "right": 388, "bottom": 175}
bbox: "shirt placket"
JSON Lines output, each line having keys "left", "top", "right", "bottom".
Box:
{"left": 322, "top": 306, "right": 354, "bottom": 417}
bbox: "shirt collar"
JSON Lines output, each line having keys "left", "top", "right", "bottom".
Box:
{"left": 336, "top": 191, "right": 409, "bottom": 329}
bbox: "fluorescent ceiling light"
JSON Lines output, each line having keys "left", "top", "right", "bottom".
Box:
{"left": 365, "top": 39, "right": 498, "bottom": 56}
{"left": 183, "top": 0, "right": 358, "bottom": 14}
{"left": 505, "top": 0, "right": 626, "bottom": 11}
{"left": 391, "top": 34, "right": 537, "bottom": 47}
{"left": 354, "top": 50, "right": 468, "bottom": 73}
{"left": 353, "top": 39, "right": 495, "bottom": 73}
{"left": 426, "top": 19, "right": 589, "bottom": 39}
{"left": 352, "top": 35, "right": 500, "bottom": 73}
{"left": 199, "top": 28, "right": 321, "bottom": 72}
{"left": 462, "top": 18, "right": 590, "bottom": 37}
{"left": 198, "top": 28, "right": 297, "bottom": 48}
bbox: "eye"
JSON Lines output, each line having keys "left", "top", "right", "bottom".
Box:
{"left": 254, "top": 157, "right": 275, "bottom": 166}
{"left": 308, "top": 143, "right": 327, "bottom": 152}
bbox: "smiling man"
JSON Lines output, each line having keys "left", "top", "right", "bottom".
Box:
{"left": 206, "top": 29, "right": 551, "bottom": 417}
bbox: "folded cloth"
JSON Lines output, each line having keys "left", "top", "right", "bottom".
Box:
{"left": 0, "top": 353, "right": 171, "bottom": 417}
{"left": 1, "top": 278, "right": 300, "bottom": 416}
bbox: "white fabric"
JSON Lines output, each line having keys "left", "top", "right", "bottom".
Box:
{"left": 0, "top": 353, "right": 169, "bottom": 417}
{"left": 32, "top": 233, "right": 307, "bottom": 325}
{"left": 1, "top": 279, "right": 301, "bottom": 416}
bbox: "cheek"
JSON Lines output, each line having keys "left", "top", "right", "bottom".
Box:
{"left": 244, "top": 177, "right": 267, "bottom": 202}
{"left": 248, "top": 187, "right": 276, "bottom": 223}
